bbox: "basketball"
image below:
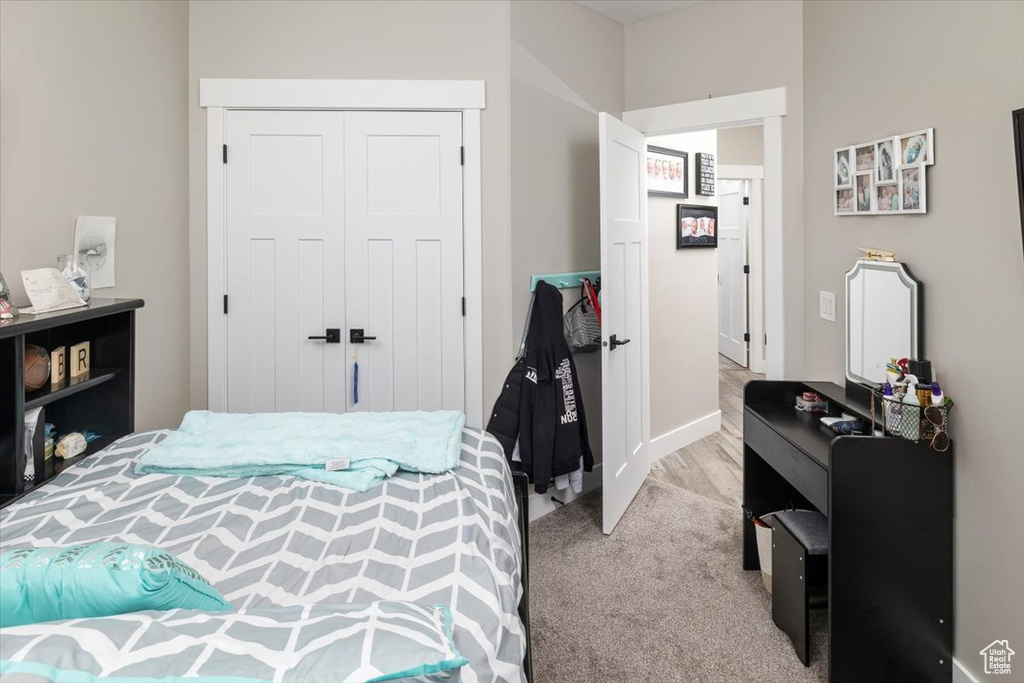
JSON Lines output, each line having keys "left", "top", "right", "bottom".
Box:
{"left": 24, "top": 344, "right": 50, "bottom": 391}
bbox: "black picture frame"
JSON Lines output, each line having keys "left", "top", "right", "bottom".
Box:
{"left": 1013, "top": 108, "right": 1024, "bottom": 258}
{"left": 676, "top": 204, "right": 718, "bottom": 248}
{"left": 695, "top": 152, "right": 716, "bottom": 196}
{"left": 646, "top": 145, "right": 688, "bottom": 198}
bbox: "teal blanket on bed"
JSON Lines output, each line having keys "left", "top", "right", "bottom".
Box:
{"left": 135, "top": 410, "right": 466, "bottom": 491}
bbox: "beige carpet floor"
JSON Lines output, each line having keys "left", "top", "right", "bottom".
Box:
{"left": 528, "top": 480, "right": 827, "bottom": 683}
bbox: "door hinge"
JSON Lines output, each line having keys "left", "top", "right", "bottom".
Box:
{"left": 460, "top": 146, "right": 465, "bottom": 166}
{"left": 461, "top": 297, "right": 466, "bottom": 316}
{"left": 222, "top": 144, "right": 228, "bottom": 164}
{"left": 764, "top": 334, "right": 768, "bottom": 346}
{"left": 743, "top": 264, "right": 750, "bottom": 274}
{"left": 743, "top": 196, "right": 749, "bottom": 205}
{"left": 744, "top": 332, "right": 750, "bottom": 342}
{"left": 223, "top": 294, "right": 228, "bottom": 314}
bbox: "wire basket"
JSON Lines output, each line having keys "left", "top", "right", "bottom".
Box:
{"left": 880, "top": 393, "right": 953, "bottom": 446}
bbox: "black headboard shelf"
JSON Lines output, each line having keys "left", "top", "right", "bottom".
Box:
{"left": 0, "top": 298, "right": 143, "bottom": 507}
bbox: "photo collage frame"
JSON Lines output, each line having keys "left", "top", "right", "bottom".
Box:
{"left": 835, "top": 128, "right": 933, "bottom": 216}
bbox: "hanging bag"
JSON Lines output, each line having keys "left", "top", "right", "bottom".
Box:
{"left": 563, "top": 278, "right": 602, "bottom": 353}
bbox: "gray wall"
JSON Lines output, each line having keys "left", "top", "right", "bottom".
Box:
{"left": 625, "top": 0, "right": 805, "bottom": 378}
{"left": 646, "top": 131, "right": 720, "bottom": 440}
{"left": 0, "top": 0, "right": 190, "bottom": 431}
{"left": 803, "top": 2, "right": 1024, "bottom": 679}
{"left": 187, "top": 0, "right": 514, "bottom": 415}
{"left": 510, "top": 0, "right": 623, "bottom": 511}
{"left": 718, "top": 125, "right": 763, "bottom": 167}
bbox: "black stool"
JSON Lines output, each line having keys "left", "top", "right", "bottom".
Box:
{"left": 772, "top": 510, "right": 828, "bottom": 666}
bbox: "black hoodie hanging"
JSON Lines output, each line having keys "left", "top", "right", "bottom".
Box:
{"left": 487, "top": 280, "right": 593, "bottom": 493}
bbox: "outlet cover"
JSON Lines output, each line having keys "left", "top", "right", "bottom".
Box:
{"left": 820, "top": 291, "right": 837, "bottom": 322}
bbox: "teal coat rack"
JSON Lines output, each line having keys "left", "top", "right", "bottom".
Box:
{"left": 529, "top": 270, "right": 600, "bottom": 292}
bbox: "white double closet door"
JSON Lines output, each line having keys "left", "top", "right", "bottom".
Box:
{"left": 224, "top": 110, "right": 465, "bottom": 415}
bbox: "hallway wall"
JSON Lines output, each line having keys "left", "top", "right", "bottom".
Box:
{"left": 646, "top": 130, "right": 720, "bottom": 452}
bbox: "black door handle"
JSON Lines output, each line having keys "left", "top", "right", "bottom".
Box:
{"left": 350, "top": 328, "right": 377, "bottom": 344}
{"left": 609, "top": 334, "right": 631, "bottom": 350}
{"left": 308, "top": 328, "right": 341, "bottom": 343}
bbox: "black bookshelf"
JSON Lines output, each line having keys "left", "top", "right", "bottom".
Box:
{"left": 0, "top": 298, "right": 143, "bottom": 507}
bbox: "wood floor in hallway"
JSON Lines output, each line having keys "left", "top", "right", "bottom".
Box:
{"left": 648, "top": 355, "right": 762, "bottom": 507}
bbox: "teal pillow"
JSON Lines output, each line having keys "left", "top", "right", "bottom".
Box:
{"left": 0, "top": 543, "right": 232, "bottom": 627}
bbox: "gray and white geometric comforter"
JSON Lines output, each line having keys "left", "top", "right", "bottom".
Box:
{"left": 0, "top": 429, "right": 525, "bottom": 682}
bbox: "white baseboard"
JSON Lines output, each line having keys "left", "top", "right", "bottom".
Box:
{"left": 527, "top": 463, "right": 602, "bottom": 521}
{"left": 953, "top": 658, "right": 979, "bottom": 683}
{"left": 649, "top": 410, "right": 722, "bottom": 464}
{"left": 527, "top": 410, "right": 720, "bottom": 522}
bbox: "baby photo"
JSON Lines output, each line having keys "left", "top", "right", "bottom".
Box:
{"left": 876, "top": 184, "right": 899, "bottom": 211}
{"left": 900, "top": 133, "right": 929, "bottom": 165}
{"left": 836, "top": 188, "right": 854, "bottom": 212}
{"left": 835, "top": 148, "right": 851, "bottom": 187}
{"left": 647, "top": 147, "right": 688, "bottom": 197}
{"left": 676, "top": 204, "right": 718, "bottom": 247}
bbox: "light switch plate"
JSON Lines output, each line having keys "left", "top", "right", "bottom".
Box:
{"left": 820, "top": 291, "right": 837, "bottom": 322}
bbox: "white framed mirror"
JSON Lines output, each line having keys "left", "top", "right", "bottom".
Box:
{"left": 845, "top": 260, "right": 922, "bottom": 386}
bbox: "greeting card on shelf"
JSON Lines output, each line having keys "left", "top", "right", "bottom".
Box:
{"left": 19, "top": 268, "right": 87, "bottom": 315}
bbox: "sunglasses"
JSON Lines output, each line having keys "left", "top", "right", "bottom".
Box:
{"left": 924, "top": 405, "right": 949, "bottom": 452}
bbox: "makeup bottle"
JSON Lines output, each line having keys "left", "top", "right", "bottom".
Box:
{"left": 883, "top": 381, "right": 902, "bottom": 426}
{"left": 902, "top": 375, "right": 921, "bottom": 405}
{"left": 908, "top": 359, "right": 932, "bottom": 384}
{"left": 931, "top": 382, "right": 944, "bottom": 407}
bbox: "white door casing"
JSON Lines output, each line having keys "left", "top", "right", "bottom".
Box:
{"left": 343, "top": 111, "right": 464, "bottom": 412}
{"left": 224, "top": 110, "right": 346, "bottom": 413}
{"left": 718, "top": 179, "right": 748, "bottom": 367}
{"left": 599, "top": 112, "right": 651, "bottom": 535}
{"left": 622, "top": 88, "right": 789, "bottom": 380}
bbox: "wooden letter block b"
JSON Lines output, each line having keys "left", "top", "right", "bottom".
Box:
{"left": 50, "top": 347, "right": 66, "bottom": 386}
{"left": 70, "top": 341, "right": 90, "bottom": 379}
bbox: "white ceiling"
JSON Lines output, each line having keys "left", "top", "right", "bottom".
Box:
{"left": 574, "top": 0, "right": 705, "bottom": 25}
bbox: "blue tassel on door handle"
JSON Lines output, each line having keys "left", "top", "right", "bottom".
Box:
{"left": 352, "top": 360, "right": 359, "bottom": 405}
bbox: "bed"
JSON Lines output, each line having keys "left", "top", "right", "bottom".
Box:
{"left": 0, "top": 428, "right": 529, "bottom": 682}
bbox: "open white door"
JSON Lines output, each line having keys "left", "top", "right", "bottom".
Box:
{"left": 599, "top": 112, "right": 650, "bottom": 535}
{"left": 718, "top": 179, "right": 748, "bottom": 367}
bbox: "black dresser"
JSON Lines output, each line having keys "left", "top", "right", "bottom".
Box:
{"left": 743, "top": 379, "right": 953, "bottom": 683}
